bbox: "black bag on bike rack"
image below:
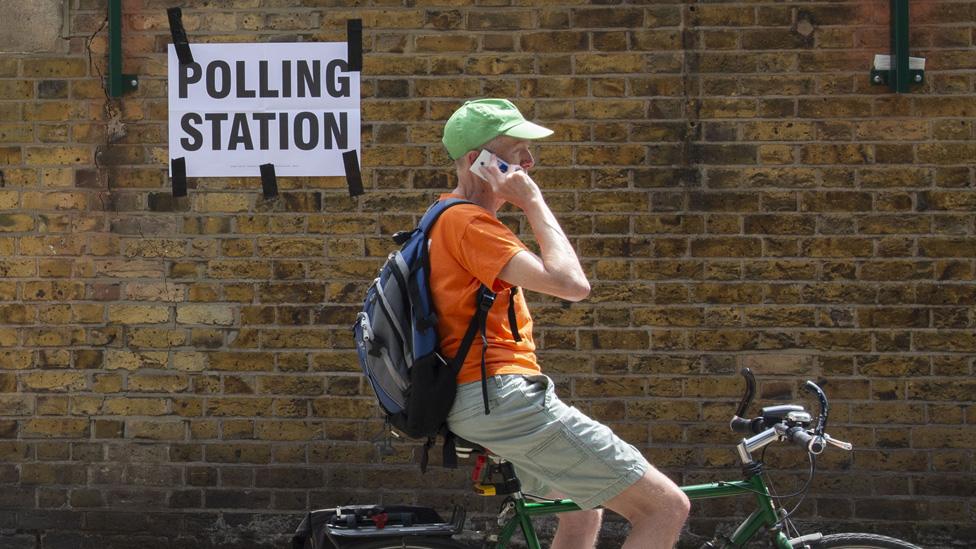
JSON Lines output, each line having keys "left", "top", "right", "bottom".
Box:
{"left": 291, "top": 505, "right": 464, "bottom": 549}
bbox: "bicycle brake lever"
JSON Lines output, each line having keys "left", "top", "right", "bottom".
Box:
{"left": 823, "top": 434, "right": 853, "bottom": 451}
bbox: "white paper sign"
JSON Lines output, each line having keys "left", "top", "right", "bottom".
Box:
{"left": 168, "top": 42, "right": 360, "bottom": 177}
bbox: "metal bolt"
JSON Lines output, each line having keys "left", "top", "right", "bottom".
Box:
{"left": 914, "top": 74, "right": 922, "bottom": 82}
{"left": 131, "top": 79, "right": 138, "bottom": 87}
{"left": 872, "top": 75, "right": 882, "bottom": 84}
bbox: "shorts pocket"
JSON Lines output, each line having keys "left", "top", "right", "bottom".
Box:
{"left": 525, "top": 430, "right": 589, "bottom": 481}
{"left": 517, "top": 375, "right": 551, "bottom": 413}
{"left": 447, "top": 381, "right": 496, "bottom": 422}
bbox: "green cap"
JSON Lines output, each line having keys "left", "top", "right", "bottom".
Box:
{"left": 442, "top": 99, "right": 553, "bottom": 160}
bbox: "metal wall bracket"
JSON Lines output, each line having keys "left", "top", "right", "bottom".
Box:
{"left": 870, "top": 0, "right": 924, "bottom": 93}
{"left": 107, "top": 0, "right": 138, "bottom": 96}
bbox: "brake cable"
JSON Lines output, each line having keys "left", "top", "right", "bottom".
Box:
{"left": 717, "top": 441, "right": 817, "bottom": 500}
{"left": 774, "top": 451, "right": 816, "bottom": 530}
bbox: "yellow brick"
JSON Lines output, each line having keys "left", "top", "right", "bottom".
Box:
{"left": 20, "top": 371, "right": 87, "bottom": 392}
{"left": 102, "top": 397, "right": 169, "bottom": 416}
{"left": 104, "top": 350, "right": 168, "bottom": 371}
{"left": 96, "top": 260, "right": 165, "bottom": 278}
{"left": 23, "top": 58, "right": 88, "bottom": 78}
{"left": 0, "top": 260, "right": 33, "bottom": 278}
{"left": 207, "top": 260, "right": 272, "bottom": 280}
{"left": 123, "top": 238, "right": 186, "bottom": 258}
{"left": 464, "top": 55, "right": 535, "bottom": 76}
{"left": 173, "top": 351, "right": 207, "bottom": 372}
{"left": 196, "top": 193, "right": 251, "bottom": 213}
{"left": 128, "top": 328, "right": 187, "bottom": 348}
{"left": 0, "top": 147, "right": 22, "bottom": 164}
{"left": 758, "top": 145, "right": 795, "bottom": 164}
{"left": 415, "top": 34, "right": 478, "bottom": 52}
{"left": 38, "top": 304, "right": 72, "bottom": 324}
{"left": 0, "top": 123, "right": 34, "bottom": 142}
{"left": 23, "top": 103, "right": 78, "bottom": 122}
{"left": 0, "top": 58, "right": 17, "bottom": 77}
{"left": 256, "top": 237, "right": 325, "bottom": 257}
{"left": 254, "top": 421, "right": 321, "bottom": 441}
{"left": 92, "top": 373, "right": 123, "bottom": 393}
{"left": 209, "top": 352, "right": 274, "bottom": 372}
{"left": 576, "top": 53, "right": 646, "bottom": 74}
{"left": 128, "top": 420, "right": 186, "bottom": 440}
{"left": 0, "top": 81, "right": 33, "bottom": 99}
{"left": 0, "top": 214, "right": 35, "bottom": 232}
{"left": 72, "top": 396, "right": 104, "bottom": 416}
{"left": 0, "top": 351, "right": 33, "bottom": 370}
{"left": 176, "top": 305, "right": 235, "bottom": 326}
{"left": 206, "top": 397, "right": 274, "bottom": 417}
{"left": 125, "top": 282, "right": 185, "bottom": 302}
{"left": 108, "top": 305, "right": 170, "bottom": 324}
{"left": 24, "top": 147, "right": 92, "bottom": 166}
{"left": 206, "top": 444, "right": 271, "bottom": 463}
{"left": 0, "top": 191, "right": 19, "bottom": 209}
{"left": 22, "top": 191, "right": 89, "bottom": 211}
{"left": 22, "top": 418, "right": 90, "bottom": 438}
{"left": 23, "top": 281, "right": 85, "bottom": 301}
{"left": 37, "top": 259, "right": 72, "bottom": 277}
{"left": 128, "top": 374, "right": 189, "bottom": 393}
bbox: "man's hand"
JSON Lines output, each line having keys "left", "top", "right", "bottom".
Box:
{"left": 486, "top": 154, "right": 590, "bottom": 303}
{"left": 482, "top": 154, "right": 542, "bottom": 212}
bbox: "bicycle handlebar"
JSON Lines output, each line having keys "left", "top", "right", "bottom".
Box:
{"left": 803, "top": 380, "right": 829, "bottom": 435}
{"left": 730, "top": 415, "right": 763, "bottom": 434}
{"left": 734, "top": 368, "right": 757, "bottom": 419}
{"left": 730, "top": 369, "right": 847, "bottom": 456}
{"left": 779, "top": 424, "right": 826, "bottom": 454}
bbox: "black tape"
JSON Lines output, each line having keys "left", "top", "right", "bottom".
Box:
{"left": 342, "top": 151, "right": 363, "bottom": 197}
{"left": 171, "top": 157, "right": 187, "bottom": 197}
{"left": 260, "top": 163, "right": 278, "bottom": 199}
{"left": 167, "top": 7, "right": 194, "bottom": 65}
{"left": 346, "top": 19, "right": 362, "bottom": 72}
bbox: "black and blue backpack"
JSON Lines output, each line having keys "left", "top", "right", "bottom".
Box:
{"left": 354, "top": 198, "right": 519, "bottom": 470}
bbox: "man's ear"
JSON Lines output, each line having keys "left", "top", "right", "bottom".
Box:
{"left": 464, "top": 150, "right": 480, "bottom": 166}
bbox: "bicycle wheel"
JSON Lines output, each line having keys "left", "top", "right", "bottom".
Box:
{"left": 809, "top": 532, "right": 922, "bottom": 548}
{"left": 339, "top": 536, "right": 469, "bottom": 549}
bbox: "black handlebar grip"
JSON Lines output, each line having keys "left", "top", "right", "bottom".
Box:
{"left": 730, "top": 416, "right": 753, "bottom": 433}
{"left": 730, "top": 416, "right": 765, "bottom": 434}
{"left": 788, "top": 427, "right": 825, "bottom": 453}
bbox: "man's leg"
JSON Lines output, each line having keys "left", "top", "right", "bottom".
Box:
{"left": 603, "top": 464, "right": 690, "bottom": 549}
{"left": 551, "top": 508, "right": 603, "bottom": 549}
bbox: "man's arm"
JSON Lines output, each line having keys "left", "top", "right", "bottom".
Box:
{"left": 492, "top": 170, "right": 590, "bottom": 302}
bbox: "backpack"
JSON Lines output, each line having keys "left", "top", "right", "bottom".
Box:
{"left": 353, "top": 198, "right": 519, "bottom": 471}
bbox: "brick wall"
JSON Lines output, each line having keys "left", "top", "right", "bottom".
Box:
{"left": 1, "top": 1, "right": 974, "bottom": 547}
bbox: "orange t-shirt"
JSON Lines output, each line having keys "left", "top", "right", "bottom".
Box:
{"left": 428, "top": 194, "right": 540, "bottom": 384}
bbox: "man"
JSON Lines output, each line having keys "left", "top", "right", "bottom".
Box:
{"left": 429, "top": 98, "right": 690, "bottom": 549}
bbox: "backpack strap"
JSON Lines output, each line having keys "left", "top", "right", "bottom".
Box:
{"left": 442, "top": 431, "right": 458, "bottom": 469}
{"left": 412, "top": 198, "right": 474, "bottom": 331}
{"left": 420, "top": 436, "right": 433, "bottom": 473}
{"left": 450, "top": 286, "right": 496, "bottom": 415}
{"left": 291, "top": 511, "right": 313, "bottom": 549}
{"left": 507, "top": 287, "right": 521, "bottom": 342}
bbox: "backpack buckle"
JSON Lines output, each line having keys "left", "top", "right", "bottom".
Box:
{"left": 477, "top": 291, "right": 495, "bottom": 312}
{"left": 392, "top": 229, "right": 415, "bottom": 245}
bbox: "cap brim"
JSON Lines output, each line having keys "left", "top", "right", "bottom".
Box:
{"left": 502, "top": 120, "right": 554, "bottom": 140}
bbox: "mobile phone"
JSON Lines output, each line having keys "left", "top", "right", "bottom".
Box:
{"left": 468, "top": 149, "right": 512, "bottom": 181}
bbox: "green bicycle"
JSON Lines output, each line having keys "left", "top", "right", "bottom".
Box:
{"left": 294, "top": 370, "right": 922, "bottom": 549}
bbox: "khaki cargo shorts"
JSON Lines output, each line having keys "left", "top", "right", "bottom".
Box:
{"left": 447, "top": 374, "right": 649, "bottom": 510}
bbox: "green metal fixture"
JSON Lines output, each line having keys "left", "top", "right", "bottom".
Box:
{"left": 107, "top": 0, "right": 138, "bottom": 96}
{"left": 870, "top": 0, "right": 924, "bottom": 92}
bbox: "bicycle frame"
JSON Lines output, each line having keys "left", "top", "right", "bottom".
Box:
{"left": 494, "top": 474, "right": 791, "bottom": 549}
